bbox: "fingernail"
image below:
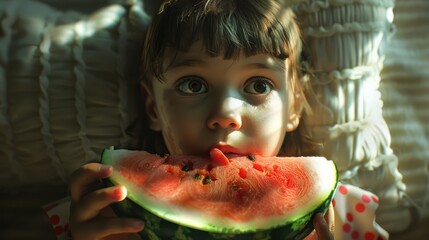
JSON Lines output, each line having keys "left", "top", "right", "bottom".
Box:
{"left": 112, "top": 186, "right": 127, "bottom": 201}
{"left": 98, "top": 165, "right": 112, "bottom": 172}
{"left": 99, "top": 165, "right": 112, "bottom": 175}
{"left": 131, "top": 220, "right": 145, "bottom": 230}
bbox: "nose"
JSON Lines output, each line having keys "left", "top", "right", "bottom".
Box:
{"left": 208, "top": 96, "right": 243, "bottom": 130}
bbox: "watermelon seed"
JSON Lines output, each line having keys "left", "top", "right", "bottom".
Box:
{"left": 181, "top": 165, "right": 191, "bottom": 172}
{"left": 247, "top": 154, "right": 256, "bottom": 161}
{"left": 193, "top": 173, "right": 202, "bottom": 180}
{"left": 202, "top": 176, "right": 212, "bottom": 185}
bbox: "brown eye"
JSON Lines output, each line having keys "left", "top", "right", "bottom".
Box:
{"left": 244, "top": 77, "right": 273, "bottom": 95}
{"left": 176, "top": 77, "right": 208, "bottom": 95}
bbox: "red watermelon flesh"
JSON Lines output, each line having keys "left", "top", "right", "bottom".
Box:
{"left": 102, "top": 148, "right": 338, "bottom": 235}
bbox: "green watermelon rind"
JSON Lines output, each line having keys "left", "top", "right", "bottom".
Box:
{"left": 106, "top": 179, "right": 336, "bottom": 240}
{"left": 102, "top": 149, "right": 338, "bottom": 240}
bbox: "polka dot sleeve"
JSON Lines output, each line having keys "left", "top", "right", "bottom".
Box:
{"left": 333, "top": 182, "right": 389, "bottom": 240}
{"left": 43, "top": 197, "right": 72, "bottom": 240}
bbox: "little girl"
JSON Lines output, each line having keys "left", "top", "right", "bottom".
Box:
{"left": 45, "top": 0, "right": 388, "bottom": 239}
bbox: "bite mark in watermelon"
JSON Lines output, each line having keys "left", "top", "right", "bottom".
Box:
{"left": 102, "top": 148, "right": 338, "bottom": 240}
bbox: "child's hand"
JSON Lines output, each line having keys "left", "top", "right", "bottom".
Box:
{"left": 69, "top": 163, "right": 145, "bottom": 240}
{"left": 305, "top": 203, "right": 335, "bottom": 240}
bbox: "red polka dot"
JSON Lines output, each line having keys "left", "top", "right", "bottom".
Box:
{"left": 332, "top": 199, "right": 336, "bottom": 207}
{"left": 50, "top": 215, "right": 60, "bottom": 225}
{"left": 371, "top": 195, "right": 379, "bottom": 203}
{"left": 342, "top": 223, "right": 351, "bottom": 232}
{"left": 355, "top": 203, "right": 366, "bottom": 212}
{"left": 365, "top": 231, "right": 376, "bottom": 240}
{"left": 351, "top": 230, "right": 359, "bottom": 239}
{"left": 362, "top": 194, "right": 371, "bottom": 203}
{"left": 64, "top": 224, "right": 69, "bottom": 233}
{"left": 339, "top": 185, "right": 348, "bottom": 195}
{"left": 346, "top": 212, "right": 354, "bottom": 222}
{"left": 54, "top": 225, "right": 64, "bottom": 235}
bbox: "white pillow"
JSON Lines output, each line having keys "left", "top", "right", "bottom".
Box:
{"left": 292, "top": 0, "right": 427, "bottom": 234}
{"left": 0, "top": 0, "right": 150, "bottom": 188}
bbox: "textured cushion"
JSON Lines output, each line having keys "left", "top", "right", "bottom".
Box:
{"left": 0, "top": 0, "right": 151, "bottom": 189}
{"left": 293, "top": 0, "right": 429, "bottom": 236}
{"left": 292, "top": 0, "right": 404, "bottom": 198}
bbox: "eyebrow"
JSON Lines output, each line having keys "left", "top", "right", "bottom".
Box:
{"left": 243, "top": 62, "right": 277, "bottom": 70}
{"left": 242, "top": 58, "right": 286, "bottom": 71}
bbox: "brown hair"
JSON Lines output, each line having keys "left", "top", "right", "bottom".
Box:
{"left": 134, "top": 0, "right": 320, "bottom": 156}
{"left": 142, "top": 0, "right": 301, "bottom": 87}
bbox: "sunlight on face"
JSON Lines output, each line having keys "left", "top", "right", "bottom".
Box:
{"left": 147, "top": 42, "right": 295, "bottom": 156}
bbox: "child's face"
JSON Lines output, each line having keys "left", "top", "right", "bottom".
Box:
{"left": 144, "top": 42, "right": 300, "bottom": 156}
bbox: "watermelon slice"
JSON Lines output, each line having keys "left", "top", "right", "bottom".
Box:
{"left": 102, "top": 148, "right": 338, "bottom": 240}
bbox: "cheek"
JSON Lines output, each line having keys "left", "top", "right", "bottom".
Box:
{"left": 161, "top": 103, "right": 204, "bottom": 132}
{"left": 158, "top": 104, "right": 206, "bottom": 154}
{"left": 244, "top": 96, "right": 289, "bottom": 155}
{"left": 256, "top": 95, "right": 289, "bottom": 131}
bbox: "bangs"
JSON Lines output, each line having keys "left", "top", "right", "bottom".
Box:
{"left": 143, "top": 0, "right": 302, "bottom": 81}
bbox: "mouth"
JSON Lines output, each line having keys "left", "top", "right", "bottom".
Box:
{"left": 213, "top": 144, "right": 242, "bottom": 155}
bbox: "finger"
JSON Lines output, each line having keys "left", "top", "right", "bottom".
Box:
{"left": 324, "top": 203, "right": 335, "bottom": 233}
{"left": 71, "top": 186, "right": 127, "bottom": 222}
{"left": 76, "top": 217, "right": 145, "bottom": 240}
{"left": 314, "top": 213, "right": 334, "bottom": 240}
{"left": 69, "top": 163, "right": 113, "bottom": 202}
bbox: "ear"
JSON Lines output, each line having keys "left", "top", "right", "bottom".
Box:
{"left": 141, "top": 82, "right": 162, "bottom": 131}
{"left": 286, "top": 93, "right": 303, "bottom": 132}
